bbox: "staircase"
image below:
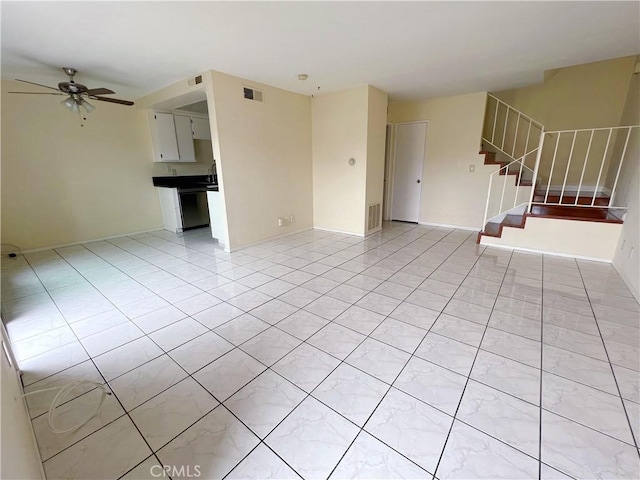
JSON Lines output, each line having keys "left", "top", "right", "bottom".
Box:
{"left": 477, "top": 94, "right": 636, "bottom": 250}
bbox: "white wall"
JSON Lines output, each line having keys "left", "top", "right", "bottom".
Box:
{"left": 210, "top": 71, "right": 313, "bottom": 249}
{"left": 1, "top": 80, "right": 163, "bottom": 251}
{"left": 388, "top": 92, "right": 488, "bottom": 229}
{"left": 1, "top": 329, "right": 44, "bottom": 479}
{"left": 612, "top": 70, "right": 640, "bottom": 300}
{"left": 312, "top": 86, "right": 370, "bottom": 235}
{"left": 481, "top": 217, "right": 623, "bottom": 262}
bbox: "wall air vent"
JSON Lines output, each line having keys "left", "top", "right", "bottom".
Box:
{"left": 188, "top": 75, "right": 203, "bottom": 86}
{"left": 367, "top": 203, "right": 381, "bottom": 232}
{"left": 243, "top": 87, "right": 263, "bottom": 103}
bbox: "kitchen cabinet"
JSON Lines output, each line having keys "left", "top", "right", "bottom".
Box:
{"left": 148, "top": 112, "right": 196, "bottom": 162}
{"left": 191, "top": 116, "right": 211, "bottom": 140}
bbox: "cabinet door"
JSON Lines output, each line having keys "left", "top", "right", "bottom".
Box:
{"left": 191, "top": 117, "right": 211, "bottom": 140}
{"left": 174, "top": 115, "right": 196, "bottom": 162}
{"left": 152, "top": 113, "right": 180, "bottom": 162}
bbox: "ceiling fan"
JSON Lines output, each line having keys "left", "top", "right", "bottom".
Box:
{"left": 9, "top": 67, "right": 134, "bottom": 126}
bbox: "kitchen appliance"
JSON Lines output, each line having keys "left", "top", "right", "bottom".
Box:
{"left": 177, "top": 187, "right": 210, "bottom": 230}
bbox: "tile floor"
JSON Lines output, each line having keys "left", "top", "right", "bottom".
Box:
{"left": 2, "top": 222, "right": 639, "bottom": 479}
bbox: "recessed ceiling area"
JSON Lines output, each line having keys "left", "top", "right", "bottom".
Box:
{"left": 1, "top": 1, "right": 638, "bottom": 101}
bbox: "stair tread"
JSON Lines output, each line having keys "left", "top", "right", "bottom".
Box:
{"left": 478, "top": 205, "right": 622, "bottom": 243}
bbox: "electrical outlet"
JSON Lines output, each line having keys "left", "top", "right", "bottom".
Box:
{"left": 171, "top": 169, "right": 177, "bottom": 176}
{"left": 289, "top": 215, "right": 295, "bottom": 223}
{"left": 278, "top": 218, "right": 284, "bottom": 227}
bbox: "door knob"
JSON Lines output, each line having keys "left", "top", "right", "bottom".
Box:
{"left": 417, "top": 179, "right": 421, "bottom": 183}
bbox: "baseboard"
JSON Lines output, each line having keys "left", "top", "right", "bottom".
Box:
{"left": 418, "top": 222, "right": 480, "bottom": 232}
{"left": 611, "top": 263, "right": 640, "bottom": 304}
{"left": 18, "top": 227, "right": 165, "bottom": 254}
{"left": 480, "top": 241, "right": 612, "bottom": 263}
{"left": 312, "top": 226, "right": 366, "bottom": 237}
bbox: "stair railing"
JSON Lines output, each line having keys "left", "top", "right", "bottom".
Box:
{"left": 483, "top": 154, "right": 537, "bottom": 227}
{"left": 483, "top": 94, "right": 544, "bottom": 163}
{"left": 530, "top": 125, "right": 638, "bottom": 214}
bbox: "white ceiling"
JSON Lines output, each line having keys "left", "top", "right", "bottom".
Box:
{"left": 2, "top": 1, "right": 639, "bottom": 102}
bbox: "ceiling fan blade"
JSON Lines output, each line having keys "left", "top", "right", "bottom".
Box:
{"left": 8, "top": 91, "right": 65, "bottom": 95}
{"left": 85, "top": 87, "right": 115, "bottom": 96}
{"left": 89, "top": 96, "right": 134, "bottom": 106}
{"left": 15, "top": 79, "right": 60, "bottom": 91}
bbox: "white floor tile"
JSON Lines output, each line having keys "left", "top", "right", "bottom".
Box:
{"left": 43, "top": 416, "right": 151, "bottom": 480}
{"left": 130, "top": 377, "right": 218, "bottom": 451}
{"left": 109, "top": 355, "right": 187, "bottom": 411}
{"left": 436, "top": 420, "right": 539, "bottom": 479}
{"left": 157, "top": 406, "right": 259, "bottom": 479}
{"left": 226, "top": 444, "right": 301, "bottom": 480}
{"left": 193, "top": 348, "right": 266, "bottom": 401}
{"left": 346, "top": 337, "right": 411, "bottom": 384}
{"left": 266, "top": 396, "right": 360, "bottom": 479}
{"left": 330, "top": 431, "right": 430, "bottom": 479}
{"left": 313, "top": 363, "right": 388, "bottom": 426}
{"left": 225, "top": 370, "right": 305, "bottom": 438}
{"left": 365, "top": 387, "right": 453, "bottom": 474}
{"left": 273, "top": 343, "right": 341, "bottom": 393}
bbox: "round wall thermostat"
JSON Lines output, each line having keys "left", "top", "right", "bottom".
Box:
{"left": 348, "top": 158, "right": 355, "bottom": 166}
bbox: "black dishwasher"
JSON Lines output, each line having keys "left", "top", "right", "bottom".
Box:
{"left": 177, "top": 187, "right": 210, "bottom": 230}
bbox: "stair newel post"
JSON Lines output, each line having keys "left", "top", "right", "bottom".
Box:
{"left": 527, "top": 129, "right": 545, "bottom": 214}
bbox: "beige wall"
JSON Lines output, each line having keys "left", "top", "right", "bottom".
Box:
{"left": 1, "top": 80, "right": 163, "bottom": 251}
{"left": 494, "top": 56, "right": 635, "bottom": 131}
{"left": 210, "top": 71, "right": 313, "bottom": 249}
{"left": 494, "top": 56, "right": 637, "bottom": 189}
{"left": 312, "top": 86, "right": 370, "bottom": 235}
{"left": 612, "top": 70, "right": 640, "bottom": 300}
{"left": 481, "top": 217, "right": 623, "bottom": 261}
{"left": 365, "top": 86, "right": 389, "bottom": 229}
{"left": 388, "top": 92, "right": 488, "bottom": 229}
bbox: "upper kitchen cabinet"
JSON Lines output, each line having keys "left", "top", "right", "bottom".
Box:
{"left": 191, "top": 116, "right": 211, "bottom": 140}
{"left": 148, "top": 112, "right": 196, "bottom": 162}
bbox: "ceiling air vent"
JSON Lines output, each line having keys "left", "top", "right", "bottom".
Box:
{"left": 243, "top": 87, "right": 263, "bottom": 103}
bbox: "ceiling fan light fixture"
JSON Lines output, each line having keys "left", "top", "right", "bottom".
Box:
{"left": 61, "top": 96, "right": 79, "bottom": 112}
{"left": 81, "top": 99, "right": 95, "bottom": 114}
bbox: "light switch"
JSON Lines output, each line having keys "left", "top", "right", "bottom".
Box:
{"left": 469, "top": 164, "right": 475, "bottom": 172}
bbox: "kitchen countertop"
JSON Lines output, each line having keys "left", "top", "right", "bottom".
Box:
{"left": 152, "top": 175, "right": 218, "bottom": 191}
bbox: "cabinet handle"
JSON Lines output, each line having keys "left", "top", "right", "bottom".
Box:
{"left": 160, "top": 154, "right": 163, "bottom": 158}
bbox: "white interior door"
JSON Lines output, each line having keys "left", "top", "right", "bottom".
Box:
{"left": 391, "top": 122, "right": 426, "bottom": 222}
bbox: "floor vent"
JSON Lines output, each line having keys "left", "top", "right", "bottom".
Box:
{"left": 367, "top": 203, "right": 381, "bottom": 232}
{"left": 243, "top": 87, "right": 263, "bottom": 103}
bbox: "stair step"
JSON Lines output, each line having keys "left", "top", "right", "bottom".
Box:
{"left": 530, "top": 204, "right": 622, "bottom": 222}
{"left": 533, "top": 192, "right": 610, "bottom": 206}
{"left": 478, "top": 206, "right": 622, "bottom": 243}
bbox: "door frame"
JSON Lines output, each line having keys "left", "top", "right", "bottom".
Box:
{"left": 389, "top": 120, "right": 427, "bottom": 223}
